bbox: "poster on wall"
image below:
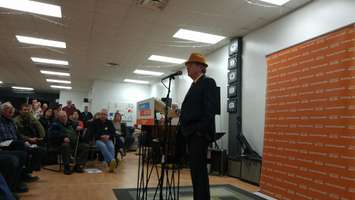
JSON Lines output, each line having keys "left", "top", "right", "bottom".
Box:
{"left": 260, "top": 24, "right": 355, "bottom": 200}
{"left": 107, "top": 102, "right": 135, "bottom": 125}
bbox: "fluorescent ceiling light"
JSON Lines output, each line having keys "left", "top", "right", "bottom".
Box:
{"left": 134, "top": 69, "right": 164, "bottom": 76}
{"left": 0, "top": 0, "right": 62, "bottom": 18}
{"left": 40, "top": 70, "right": 70, "bottom": 77}
{"left": 16, "top": 35, "right": 66, "bottom": 48}
{"left": 31, "top": 57, "right": 68, "bottom": 65}
{"left": 11, "top": 86, "right": 34, "bottom": 91}
{"left": 173, "top": 29, "right": 226, "bottom": 44}
{"left": 50, "top": 85, "right": 72, "bottom": 90}
{"left": 124, "top": 79, "right": 150, "bottom": 84}
{"left": 46, "top": 79, "right": 71, "bottom": 84}
{"left": 0, "top": 81, "right": 3, "bottom": 84}
{"left": 148, "top": 55, "right": 185, "bottom": 64}
{"left": 258, "top": 0, "right": 291, "bottom": 6}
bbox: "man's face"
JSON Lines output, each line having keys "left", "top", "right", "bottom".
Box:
{"left": 100, "top": 111, "right": 108, "bottom": 121}
{"left": 67, "top": 101, "right": 72, "bottom": 106}
{"left": 58, "top": 112, "right": 68, "bottom": 124}
{"left": 2, "top": 106, "right": 14, "bottom": 119}
{"left": 186, "top": 63, "right": 201, "bottom": 79}
{"left": 72, "top": 112, "right": 79, "bottom": 120}
{"left": 21, "top": 106, "right": 31, "bottom": 114}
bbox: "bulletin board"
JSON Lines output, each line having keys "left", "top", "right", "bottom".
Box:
{"left": 107, "top": 102, "right": 135, "bottom": 125}
{"left": 260, "top": 24, "right": 355, "bottom": 200}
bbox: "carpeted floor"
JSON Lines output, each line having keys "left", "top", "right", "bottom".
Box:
{"left": 113, "top": 184, "right": 266, "bottom": 200}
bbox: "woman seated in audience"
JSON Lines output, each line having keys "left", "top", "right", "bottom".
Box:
{"left": 112, "top": 112, "right": 126, "bottom": 158}
{"left": 92, "top": 109, "right": 116, "bottom": 172}
{"left": 39, "top": 108, "right": 54, "bottom": 137}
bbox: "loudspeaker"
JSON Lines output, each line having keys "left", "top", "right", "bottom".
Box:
{"left": 229, "top": 38, "right": 242, "bottom": 56}
{"left": 241, "top": 156, "right": 262, "bottom": 185}
{"left": 227, "top": 84, "right": 238, "bottom": 98}
{"left": 83, "top": 98, "right": 89, "bottom": 103}
{"left": 228, "top": 70, "right": 238, "bottom": 84}
{"left": 228, "top": 158, "right": 242, "bottom": 178}
{"left": 228, "top": 114, "right": 242, "bottom": 158}
{"left": 208, "top": 149, "right": 227, "bottom": 176}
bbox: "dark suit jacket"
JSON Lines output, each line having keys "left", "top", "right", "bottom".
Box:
{"left": 180, "top": 75, "right": 218, "bottom": 141}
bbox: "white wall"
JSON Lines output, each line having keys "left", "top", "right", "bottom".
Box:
{"left": 59, "top": 90, "right": 88, "bottom": 111}
{"left": 91, "top": 80, "right": 151, "bottom": 122}
{"left": 242, "top": 0, "right": 355, "bottom": 155}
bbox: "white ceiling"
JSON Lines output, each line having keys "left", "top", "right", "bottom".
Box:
{"left": 0, "top": 0, "right": 312, "bottom": 93}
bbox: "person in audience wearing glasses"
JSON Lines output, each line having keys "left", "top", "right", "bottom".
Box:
{"left": 48, "top": 111, "right": 88, "bottom": 175}
{"left": 92, "top": 109, "right": 116, "bottom": 172}
{"left": 112, "top": 112, "right": 126, "bottom": 158}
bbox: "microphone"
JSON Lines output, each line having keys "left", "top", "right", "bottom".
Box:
{"left": 161, "top": 71, "right": 183, "bottom": 80}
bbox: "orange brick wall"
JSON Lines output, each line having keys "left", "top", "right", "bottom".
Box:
{"left": 260, "top": 24, "right": 355, "bottom": 200}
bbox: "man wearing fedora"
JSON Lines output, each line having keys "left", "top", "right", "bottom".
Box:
{"left": 179, "top": 53, "right": 218, "bottom": 200}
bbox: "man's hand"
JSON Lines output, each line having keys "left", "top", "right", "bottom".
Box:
{"left": 64, "top": 137, "right": 70, "bottom": 143}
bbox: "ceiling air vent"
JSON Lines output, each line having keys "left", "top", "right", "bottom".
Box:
{"left": 105, "top": 62, "right": 119, "bottom": 68}
{"left": 136, "top": 0, "right": 169, "bottom": 10}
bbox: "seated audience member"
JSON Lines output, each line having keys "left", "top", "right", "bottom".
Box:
{"left": 48, "top": 111, "right": 88, "bottom": 175}
{"left": 31, "top": 101, "right": 42, "bottom": 120}
{"left": 52, "top": 104, "right": 61, "bottom": 120}
{"left": 39, "top": 108, "right": 54, "bottom": 137}
{"left": 70, "top": 111, "right": 84, "bottom": 130}
{"left": 40, "top": 103, "right": 48, "bottom": 118}
{"left": 92, "top": 109, "right": 116, "bottom": 172}
{"left": 0, "top": 152, "right": 28, "bottom": 197}
{"left": 0, "top": 102, "right": 39, "bottom": 181}
{"left": 15, "top": 104, "right": 45, "bottom": 145}
{"left": 81, "top": 106, "right": 93, "bottom": 127}
{"left": 112, "top": 112, "right": 126, "bottom": 158}
{"left": 62, "top": 100, "right": 75, "bottom": 117}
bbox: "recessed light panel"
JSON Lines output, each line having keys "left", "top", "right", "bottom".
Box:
{"left": 31, "top": 57, "right": 68, "bottom": 66}
{"left": 16, "top": 35, "right": 66, "bottom": 48}
{"left": 50, "top": 85, "right": 72, "bottom": 90}
{"left": 40, "top": 70, "right": 70, "bottom": 77}
{"left": 124, "top": 79, "right": 150, "bottom": 84}
{"left": 11, "top": 86, "right": 34, "bottom": 91}
{"left": 46, "top": 79, "right": 71, "bottom": 84}
{"left": 173, "top": 29, "right": 226, "bottom": 44}
{"left": 148, "top": 55, "right": 185, "bottom": 64}
{"left": 0, "top": 0, "right": 62, "bottom": 18}
{"left": 258, "top": 0, "right": 291, "bottom": 6}
{"left": 134, "top": 69, "right": 164, "bottom": 76}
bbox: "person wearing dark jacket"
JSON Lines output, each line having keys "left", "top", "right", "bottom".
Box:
{"left": 39, "top": 108, "right": 54, "bottom": 136}
{"left": 0, "top": 102, "right": 39, "bottom": 182}
{"left": 48, "top": 111, "right": 88, "bottom": 174}
{"left": 92, "top": 109, "right": 116, "bottom": 172}
{"left": 179, "top": 53, "right": 218, "bottom": 200}
{"left": 81, "top": 106, "right": 93, "bottom": 128}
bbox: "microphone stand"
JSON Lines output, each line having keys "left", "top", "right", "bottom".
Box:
{"left": 156, "top": 75, "right": 180, "bottom": 200}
